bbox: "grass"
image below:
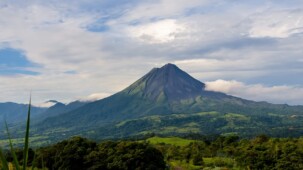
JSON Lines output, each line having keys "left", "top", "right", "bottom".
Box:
{"left": 169, "top": 160, "right": 202, "bottom": 170}
{"left": 0, "top": 97, "right": 33, "bottom": 170}
{"left": 0, "top": 136, "right": 50, "bottom": 148}
{"left": 159, "top": 126, "right": 201, "bottom": 134}
{"left": 224, "top": 113, "right": 250, "bottom": 121}
{"left": 203, "top": 157, "right": 241, "bottom": 170}
{"left": 195, "top": 111, "right": 220, "bottom": 116}
{"left": 146, "top": 136, "right": 196, "bottom": 147}
{"left": 169, "top": 157, "right": 240, "bottom": 170}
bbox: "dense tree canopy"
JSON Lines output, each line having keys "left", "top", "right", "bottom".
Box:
{"left": 33, "top": 137, "right": 166, "bottom": 170}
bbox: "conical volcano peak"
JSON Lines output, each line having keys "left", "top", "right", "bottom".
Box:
{"left": 160, "top": 63, "right": 178, "bottom": 69}
{"left": 152, "top": 63, "right": 179, "bottom": 73}
{"left": 151, "top": 63, "right": 196, "bottom": 80}
{"left": 124, "top": 63, "right": 206, "bottom": 102}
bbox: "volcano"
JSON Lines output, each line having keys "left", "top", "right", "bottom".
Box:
{"left": 125, "top": 63, "right": 206, "bottom": 102}
{"left": 34, "top": 63, "right": 303, "bottom": 141}
{"left": 40, "top": 63, "right": 231, "bottom": 125}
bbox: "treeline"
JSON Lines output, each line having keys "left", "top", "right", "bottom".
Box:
{"left": 1, "top": 137, "right": 166, "bottom": 170}
{"left": 1, "top": 135, "right": 303, "bottom": 170}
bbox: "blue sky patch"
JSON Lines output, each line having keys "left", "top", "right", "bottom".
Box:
{"left": 86, "top": 17, "right": 110, "bottom": 32}
{"left": 0, "top": 69, "right": 39, "bottom": 76}
{"left": 0, "top": 48, "right": 33, "bottom": 67}
{"left": 87, "top": 24, "right": 109, "bottom": 32}
{"left": 0, "top": 48, "right": 39, "bottom": 75}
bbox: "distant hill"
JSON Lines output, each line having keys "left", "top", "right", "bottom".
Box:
{"left": 34, "top": 100, "right": 88, "bottom": 121}
{"left": 0, "top": 102, "right": 46, "bottom": 125}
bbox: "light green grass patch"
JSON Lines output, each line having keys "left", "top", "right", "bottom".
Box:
{"left": 147, "top": 136, "right": 196, "bottom": 146}
{"left": 159, "top": 126, "right": 200, "bottom": 134}
{"left": 0, "top": 136, "right": 49, "bottom": 148}
{"left": 224, "top": 113, "right": 249, "bottom": 121}
{"left": 195, "top": 111, "right": 220, "bottom": 116}
{"left": 203, "top": 157, "right": 236, "bottom": 168}
{"left": 184, "top": 122, "right": 199, "bottom": 127}
{"left": 169, "top": 160, "right": 202, "bottom": 170}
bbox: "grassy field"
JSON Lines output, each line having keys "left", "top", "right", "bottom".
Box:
{"left": 0, "top": 136, "right": 51, "bottom": 148}
{"left": 146, "top": 136, "right": 196, "bottom": 146}
{"left": 169, "top": 160, "right": 202, "bottom": 170}
{"left": 169, "top": 157, "right": 240, "bottom": 170}
{"left": 168, "top": 157, "right": 240, "bottom": 170}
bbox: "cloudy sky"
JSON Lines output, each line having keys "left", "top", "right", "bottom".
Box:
{"left": 0, "top": 0, "right": 303, "bottom": 105}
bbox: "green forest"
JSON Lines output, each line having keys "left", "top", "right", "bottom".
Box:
{"left": 1, "top": 135, "right": 303, "bottom": 170}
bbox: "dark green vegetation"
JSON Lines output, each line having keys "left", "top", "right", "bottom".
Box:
{"left": 2, "top": 135, "right": 303, "bottom": 170}
{"left": 1, "top": 63, "right": 303, "bottom": 146}
{"left": 1, "top": 137, "right": 166, "bottom": 170}
{"left": 92, "top": 111, "right": 303, "bottom": 139}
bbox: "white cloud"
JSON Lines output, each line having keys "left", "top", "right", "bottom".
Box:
{"left": 128, "top": 19, "right": 185, "bottom": 43}
{"left": 0, "top": 4, "right": 108, "bottom": 68}
{"left": 249, "top": 9, "right": 303, "bottom": 38}
{"left": 205, "top": 79, "right": 303, "bottom": 105}
{"left": 172, "top": 55, "right": 278, "bottom": 81}
{"left": 78, "top": 93, "right": 111, "bottom": 102}
{"left": 118, "top": 0, "right": 214, "bottom": 22}
{"left": 0, "top": 0, "right": 303, "bottom": 106}
{"left": 34, "top": 100, "right": 59, "bottom": 108}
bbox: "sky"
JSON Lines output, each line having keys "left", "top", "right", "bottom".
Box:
{"left": 0, "top": 0, "right": 303, "bottom": 105}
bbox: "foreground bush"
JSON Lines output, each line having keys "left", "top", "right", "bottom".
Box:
{"left": 34, "top": 137, "right": 166, "bottom": 170}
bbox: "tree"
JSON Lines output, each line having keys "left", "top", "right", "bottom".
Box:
{"left": 35, "top": 136, "right": 97, "bottom": 170}
{"left": 192, "top": 152, "right": 204, "bottom": 166}
{"left": 86, "top": 141, "right": 166, "bottom": 170}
